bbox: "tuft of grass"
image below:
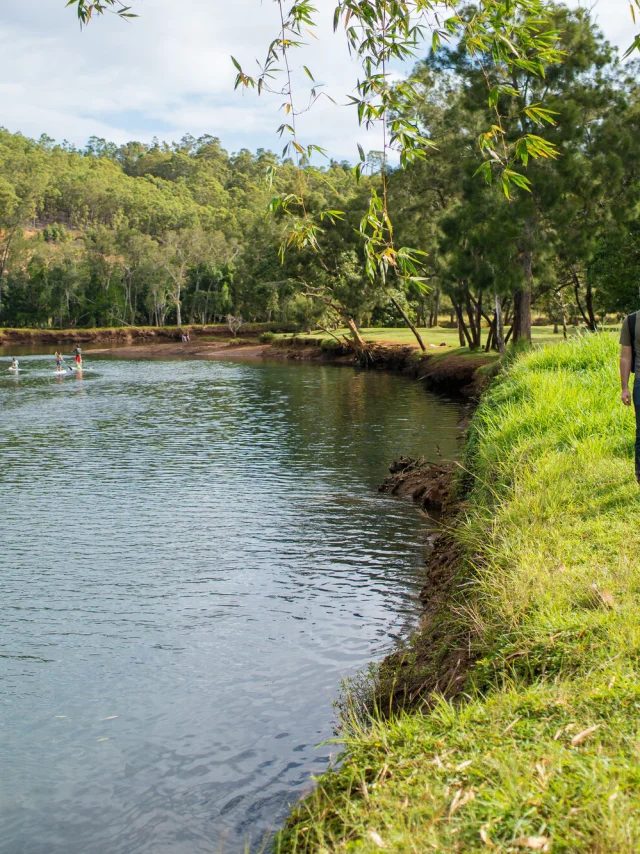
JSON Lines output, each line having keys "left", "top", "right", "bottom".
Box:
{"left": 276, "top": 333, "right": 640, "bottom": 853}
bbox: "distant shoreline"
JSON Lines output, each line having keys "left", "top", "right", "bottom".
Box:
{"left": 1, "top": 328, "right": 497, "bottom": 397}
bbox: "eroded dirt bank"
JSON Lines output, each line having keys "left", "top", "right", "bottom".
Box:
{"left": 1, "top": 327, "right": 497, "bottom": 396}
{"left": 266, "top": 339, "right": 497, "bottom": 397}
{"left": 73, "top": 335, "right": 498, "bottom": 397}
{"left": 0, "top": 323, "right": 285, "bottom": 346}
{"left": 375, "top": 457, "right": 474, "bottom": 710}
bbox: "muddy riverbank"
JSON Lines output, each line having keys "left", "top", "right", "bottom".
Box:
{"left": 102, "top": 336, "right": 498, "bottom": 397}
{"left": 0, "top": 326, "right": 498, "bottom": 396}
{"left": 0, "top": 323, "right": 292, "bottom": 347}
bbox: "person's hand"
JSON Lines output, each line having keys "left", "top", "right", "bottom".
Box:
{"left": 622, "top": 388, "right": 632, "bottom": 406}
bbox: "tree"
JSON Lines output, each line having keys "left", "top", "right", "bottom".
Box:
{"left": 226, "top": 314, "right": 243, "bottom": 337}
{"left": 69, "top": 0, "right": 564, "bottom": 350}
{"left": 387, "top": 5, "right": 624, "bottom": 345}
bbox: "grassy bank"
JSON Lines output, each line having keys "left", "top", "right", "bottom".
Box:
{"left": 282, "top": 325, "right": 566, "bottom": 349}
{"left": 276, "top": 334, "right": 640, "bottom": 853}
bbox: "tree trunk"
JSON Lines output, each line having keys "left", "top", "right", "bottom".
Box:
{"left": 517, "top": 217, "right": 534, "bottom": 344}
{"left": 494, "top": 293, "right": 505, "bottom": 355}
{"left": 345, "top": 317, "right": 368, "bottom": 352}
{"left": 484, "top": 323, "right": 494, "bottom": 353}
{"left": 463, "top": 286, "right": 481, "bottom": 349}
{"left": 174, "top": 282, "right": 182, "bottom": 328}
{"left": 560, "top": 289, "right": 568, "bottom": 340}
{"left": 390, "top": 295, "right": 426, "bottom": 351}
{"left": 512, "top": 290, "right": 522, "bottom": 342}
{"left": 189, "top": 267, "right": 201, "bottom": 326}
{"left": 475, "top": 291, "right": 483, "bottom": 349}
{"left": 453, "top": 302, "right": 473, "bottom": 348}
{"left": 429, "top": 286, "right": 440, "bottom": 328}
{"left": 572, "top": 267, "right": 597, "bottom": 331}
{"left": 573, "top": 280, "right": 589, "bottom": 328}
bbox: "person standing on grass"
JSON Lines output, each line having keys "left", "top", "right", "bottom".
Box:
{"left": 620, "top": 312, "right": 640, "bottom": 482}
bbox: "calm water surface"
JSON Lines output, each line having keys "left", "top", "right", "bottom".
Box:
{"left": 0, "top": 354, "right": 463, "bottom": 853}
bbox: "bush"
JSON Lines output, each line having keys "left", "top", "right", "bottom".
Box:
{"left": 259, "top": 331, "right": 277, "bottom": 344}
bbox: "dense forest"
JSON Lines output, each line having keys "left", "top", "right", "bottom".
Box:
{"left": 1, "top": 5, "right": 638, "bottom": 349}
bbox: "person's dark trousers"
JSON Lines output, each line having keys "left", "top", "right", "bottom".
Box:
{"left": 634, "top": 380, "right": 640, "bottom": 482}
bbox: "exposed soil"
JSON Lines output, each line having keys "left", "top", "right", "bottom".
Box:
{"left": 102, "top": 340, "right": 267, "bottom": 360}
{"left": 378, "top": 456, "right": 456, "bottom": 515}
{"left": 375, "top": 457, "right": 476, "bottom": 711}
{"left": 267, "top": 339, "right": 497, "bottom": 397}
{"left": 0, "top": 323, "right": 286, "bottom": 346}
{"left": 1, "top": 327, "right": 185, "bottom": 346}
{"left": 2, "top": 327, "right": 497, "bottom": 397}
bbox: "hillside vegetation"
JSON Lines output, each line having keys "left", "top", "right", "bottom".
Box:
{"left": 1, "top": 6, "right": 640, "bottom": 349}
{"left": 276, "top": 334, "right": 640, "bottom": 853}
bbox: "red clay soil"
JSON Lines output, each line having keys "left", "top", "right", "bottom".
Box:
{"left": 0, "top": 327, "right": 184, "bottom": 345}
{"left": 0, "top": 323, "right": 286, "bottom": 346}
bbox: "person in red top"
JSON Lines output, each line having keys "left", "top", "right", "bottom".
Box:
{"left": 73, "top": 345, "right": 83, "bottom": 371}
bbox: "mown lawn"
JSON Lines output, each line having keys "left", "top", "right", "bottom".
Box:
{"left": 275, "top": 334, "right": 640, "bottom": 853}
{"left": 285, "top": 325, "right": 582, "bottom": 349}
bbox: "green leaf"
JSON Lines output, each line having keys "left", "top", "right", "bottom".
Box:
{"left": 473, "top": 161, "right": 493, "bottom": 186}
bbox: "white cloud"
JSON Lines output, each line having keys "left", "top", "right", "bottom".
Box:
{"left": 0, "top": 0, "right": 634, "bottom": 160}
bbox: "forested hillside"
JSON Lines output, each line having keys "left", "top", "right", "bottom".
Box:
{"left": 1, "top": 6, "right": 638, "bottom": 345}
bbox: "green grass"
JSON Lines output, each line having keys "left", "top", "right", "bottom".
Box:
{"left": 275, "top": 333, "right": 640, "bottom": 853}
{"left": 283, "top": 325, "right": 570, "bottom": 349}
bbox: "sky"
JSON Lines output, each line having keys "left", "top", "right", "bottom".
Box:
{"left": 0, "top": 0, "right": 633, "bottom": 161}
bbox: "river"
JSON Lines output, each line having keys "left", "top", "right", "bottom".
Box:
{"left": 0, "top": 353, "right": 463, "bottom": 853}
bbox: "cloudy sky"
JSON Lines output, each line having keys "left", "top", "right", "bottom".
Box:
{"left": 0, "top": 0, "right": 633, "bottom": 160}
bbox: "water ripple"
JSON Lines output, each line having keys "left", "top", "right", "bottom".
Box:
{"left": 0, "top": 355, "right": 463, "bottom": 853}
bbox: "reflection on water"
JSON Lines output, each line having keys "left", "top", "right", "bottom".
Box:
{"left": 0, "top": 355, "right": 463, "bottom": 853}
